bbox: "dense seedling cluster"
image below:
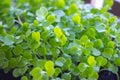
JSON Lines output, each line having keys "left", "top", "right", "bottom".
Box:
{"left": 0, "top": 0, "right": 120, "bottom": 80}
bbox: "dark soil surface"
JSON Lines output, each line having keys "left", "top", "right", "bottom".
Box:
{"left": 0, "top": 70, "right": 20, "bottom": 80}
{"left": 98, "top": 70, "right": 118, "bottom": 80}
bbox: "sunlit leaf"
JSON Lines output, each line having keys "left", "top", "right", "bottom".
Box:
{"left": 45, "top": 60, "right": 55, "bottom": 77}
{"left": 72, "top": 13, "right": 81, "bottom": 24}
{"left": 87, "top": 56, "right": 96, "bottom": 66}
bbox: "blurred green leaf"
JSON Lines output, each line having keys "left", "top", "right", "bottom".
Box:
{"left": 55, "top": 57, "right": 66, "bottom": 67}
{"left": 96, "top": 56, "right": 107, "bottom": 66}
{"left": 30, "top": 67, "right": 42, "bottom": 80}
{"left": 13, "top": 45, "right": 23, "bottom": 56}
{"left": 78, "top": 63, "right": 88, "bottom": 72}
{"left": 114, "top": 57, "right": 120, "bottom": 66}
{"left": 87, "top": 56, "right": 96, "bottom": 66}
{"left": 62, "top": 73, "right": 71, "bottom": 80}
{"left": 92, "top": 48, "right": 101, "bottom": 56}
{"left": 45, "top": 60, "right": 55, "bottom": 77}
{"left": 21, "top": 76, "right": 28, "bottom": 80}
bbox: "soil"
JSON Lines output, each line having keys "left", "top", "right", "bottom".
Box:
{"left": 0, "top": 70, "right": 20, "bottom": 80}
{"left": 109, "top": 1, "right": 120, "bottom": 17}
{"left": 98, "top": 70, "right": 118, "bottom": 80}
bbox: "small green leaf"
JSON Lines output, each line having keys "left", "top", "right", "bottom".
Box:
{"left": 22, "top": 22, "right": 29, "bottom": 31}
{"left": 13, "top": 45, "right": 23, "bottom": 56}
{"left": 45, "top": 60, "right": 55, "bottom": 77}
{"left": 47, "top": 15, "right": 56, "bottom": 24}
{"left": 13, "top": 67, "right": 27, "bottom": 78}
{"left": 30, "top": 67, "right": 42, "bottom": 80}
{"left": 17, "top": 57, "right": 28, "bottom": 67}
{"left": 78, "top": 63, "right": 88, "bottom": 72}
{"left": 82, "top": 48, "right": 91, "bottom": 56}
{"left": 80, "top": 35, "right": 89, "bottom": 46}
{"left": 54, "top": 68, "right": 61, "bottom": 77}
{"left": 106, "top": 41, "right": 114, "bottom": 48}
{"left": 92, "top": 48, "right": 101, "bottom": 56}
{"left": 60, "top": 34, "right": 67, "bottom": 45}
{"left": 0, "top": 35, "right": 14, "bottom": 45}
{"left": 86, "top": 28, "right": 96, "bottom": 39}
{"left": 18, "top": 66, "right": 28, "bottom": 76}
{"left": 88, "top": 71, "right": 98, "bottom": 80}
{"left": 103, "top": 48, "right": 113, "bottom": 59}
{"left": 39, "top": 60, "right": 46, "bottom": 69}
{"left": 62, "top": 73, "right": 71, "bottom": 80}
{"left": 55, "top": 57, "right": 66, "bottom": 67}
{"left": 114, "top": 57, "right": 120, "bottom": 66}
{"left": 81, "top": 67, "right": 94, "bottom": 78}
{"left": 31, "top": 41, "right": 40, "bottom": 51}
{"left": 72, "top": 13, "right": 81, "bottom": 24}
{"left": 36, "top": 7, "right": 48, "bottom": 18}
{"left": 33, "top": 20, "right": 39, "bottom": 26}
{"left": 108, "top": 63, "right": 118, "bottom": 73}
{"left": 62, "top": 58, "right": 72, "bottom": 70}
{"left": 87, "top": 56, "right": 96, "bottom": 66}
{"left": 96, "top": 56, "right": 107, "bottom": 66}
{"left": 8, "top": 58, "right": 17, "bottom": 68}
{"left": 54, "top": 26, "right": 67, "bottom": 45}
{"left": 95, "top": 23, "right": 106, "bottom": 33}
{"left": 54, "top": 26, "right": 63, "bottom": 38}
{"left": 21, "top": 76, "right": 28, "bottom": 80}
{"left": 38, "top": 46, "right": 47, "bottom": 55}
{"left": 67, "top": 4, "right": 78, "bottom": 14}
{"left": 104, "top": 0, "right": 114, "bottom": 9}
{"left": 55, "top": 0, "right": 65, "bottom": 8}
{"left": 23, "top": 51, "right": 32, "bottom": 59}
{"left": 85, "top": 42, "right": 94, "bottom": 50}
{"left": 94, "top": 39, "right": 103, "bottom": 48}
{"left": 31, "top": 31, "right": 40, "bottom": 42}
{"left": 13, "top": 68, "right": 20, "bottom": 78}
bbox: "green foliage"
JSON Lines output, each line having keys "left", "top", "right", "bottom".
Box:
{"left": 0, "top": 0, "right": 120, "bottom": 80}
{"left": 0, "top": 0, "right": 11, "bottom": 15}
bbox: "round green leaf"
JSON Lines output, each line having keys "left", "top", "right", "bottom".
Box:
{"left": 55, "top": 57, "right": 66, "bottom": 67}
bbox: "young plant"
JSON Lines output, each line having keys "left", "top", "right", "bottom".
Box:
{"left": 0, "top": 0, "right": 120, "bottom": 80}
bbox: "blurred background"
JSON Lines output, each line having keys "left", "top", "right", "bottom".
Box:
{"left": 84, "top": 0, "right": 120, "bottom": 18}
